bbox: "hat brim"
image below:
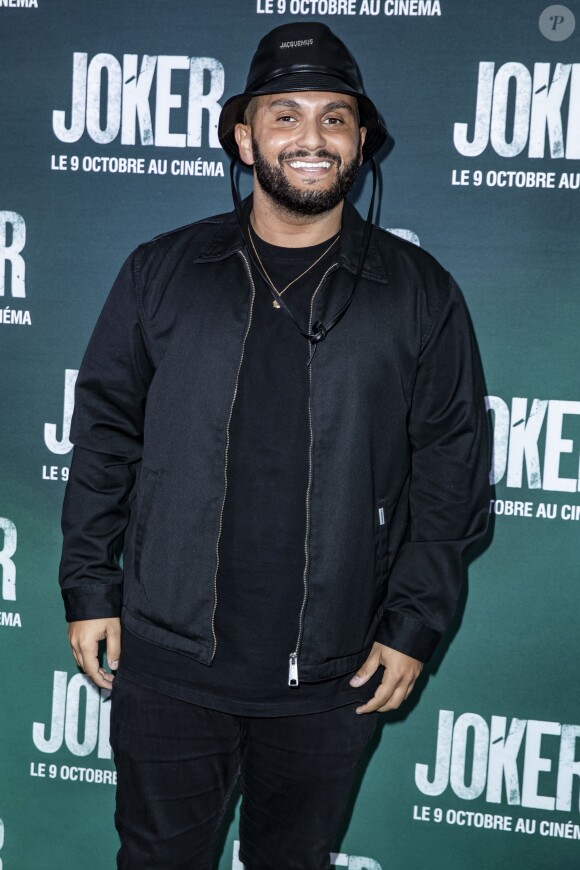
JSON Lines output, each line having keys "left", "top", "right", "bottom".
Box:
{"left": 218, "top": 73, "right": 388, "bottom": 163}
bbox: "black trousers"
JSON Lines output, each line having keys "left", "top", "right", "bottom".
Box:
{"left": 109, "top": 673, "right": 378, "bottom": 870}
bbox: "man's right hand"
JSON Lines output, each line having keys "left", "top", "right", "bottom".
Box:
{"left": 68, "top": 617, "right": 121, "bottom": 690}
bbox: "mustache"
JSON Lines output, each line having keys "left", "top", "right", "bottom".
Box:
{"left": 278, "top": 149, "right": 341, "bottom": 166}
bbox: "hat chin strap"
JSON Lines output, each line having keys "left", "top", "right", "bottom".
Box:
{"left": 229, "top": 158, "right": 378, "bottom": 367}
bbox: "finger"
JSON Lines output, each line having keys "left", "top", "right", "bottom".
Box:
{"left": 355, "top": 690, "right": 397, "bottom": 714}
{"left": 69, "top": 640, "right": 85, "bottom": 673}
{"left": 87, "top": 667, "right": 112, "bottom": 690}
{"left": 349, "top": 652, "right": 381, "bottom": 687}
{"left": 106, "top": 622, "right": 122, "bottom": 671}
{"left": 376, "top": 684, "right": 408, "bottom": 713}
{"left": 97, "top": 666, "right": 115, "bottom": 688}
{"left": 78, "top": 637, "right": 110, "bottom": 690}
{"left": 75, "top": 647, "right": 109, "bottom": 689}
{"left": 68, "top": 626, "right": 83, "bottom": 671}
{"left": 355, "top": 672, "right": 402, "bottom": 714}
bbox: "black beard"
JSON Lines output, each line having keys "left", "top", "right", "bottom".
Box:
{"left": 251, "top": 140, "right": 361, "bottom": 216}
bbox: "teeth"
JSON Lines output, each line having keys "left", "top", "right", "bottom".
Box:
{"left": 289, "top": 161, "right": 332, "bottom": 169}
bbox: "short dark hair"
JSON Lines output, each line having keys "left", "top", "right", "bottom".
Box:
{"left": 243, "top": 97, "right": 259, "bottom": 125}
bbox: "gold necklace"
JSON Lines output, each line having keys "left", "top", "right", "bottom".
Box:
{"left": 248, "top": 223, "right": 340, "bottom": 309}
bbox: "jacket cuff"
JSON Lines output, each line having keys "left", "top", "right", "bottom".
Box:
{"left": 374, "top": 610, "right": 441, "bottom": 662}
{"left": 61, "top": 584, "right": 122, "bottom": 622}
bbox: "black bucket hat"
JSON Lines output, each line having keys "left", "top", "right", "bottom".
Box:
{"left": 218, "top": 22, "right": 387, "bottom": 163}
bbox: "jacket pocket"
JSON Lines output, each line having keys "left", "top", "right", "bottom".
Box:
{"left": 374, "top": 496, "right": 389, "bottom": 603}
{"left": 133, "top": 467, "right": 160, "bottom": 589}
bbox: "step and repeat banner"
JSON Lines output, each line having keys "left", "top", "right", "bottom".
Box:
{"left": 1, "top": 1, "right": 579, "bottom": 868}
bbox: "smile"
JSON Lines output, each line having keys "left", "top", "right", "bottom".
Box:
{"left": 287, "top": 160, "right": 333, "bottom": 170}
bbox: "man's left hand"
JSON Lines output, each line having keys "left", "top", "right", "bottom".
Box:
{"left": 349, "top": 642, "right": 423, "bottom": 714}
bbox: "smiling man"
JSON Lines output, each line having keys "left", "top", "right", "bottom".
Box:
{"left": 241, "top": 92, "right": 364, "bottom": 221}
{"left": 59, "top": 21, "right": 490, "bottom": 870}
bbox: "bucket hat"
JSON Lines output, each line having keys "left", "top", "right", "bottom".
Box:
{"left": 218, "top": 22, "right": 387, "bottom": 163}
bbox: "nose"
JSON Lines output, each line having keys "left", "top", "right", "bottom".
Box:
{"left": 295, "top": 115, "right": 326, "bottom": 152}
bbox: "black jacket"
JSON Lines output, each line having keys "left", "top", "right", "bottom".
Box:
{"left": 59, "top": 198, "right": 490, "bottom": 684}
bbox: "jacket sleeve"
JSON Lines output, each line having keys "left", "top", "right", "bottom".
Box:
{"left": 58, "top": 250, "right": 153, "bottom": 622}
{"left": 373, "top": 273, "right": 491, "bottom": 662}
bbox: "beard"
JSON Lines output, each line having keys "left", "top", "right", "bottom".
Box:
{"left": 251, "top": 137, "right": 361, "bottom": 217}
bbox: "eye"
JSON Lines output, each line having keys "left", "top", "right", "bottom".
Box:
{"left": 276, "top": 114, "right": 297, "bottom": 123}
{"left": 323, "top": 116, "right": 345, "bottom": 126}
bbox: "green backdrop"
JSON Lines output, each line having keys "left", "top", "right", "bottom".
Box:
{"left": 1, "top": 1, "right": 579, "bottom": 867}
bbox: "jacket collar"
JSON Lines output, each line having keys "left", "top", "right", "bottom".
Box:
{"left": 196, "top": 194, "right": 389, "bottom": 284}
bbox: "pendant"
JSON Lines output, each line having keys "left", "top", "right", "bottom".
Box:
{"left": 272, "top": 299, "right": 281, "bottom": 309}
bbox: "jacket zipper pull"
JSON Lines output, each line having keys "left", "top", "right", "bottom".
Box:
{"left": 288, "top": 653, "right": 299, "bottom": 687}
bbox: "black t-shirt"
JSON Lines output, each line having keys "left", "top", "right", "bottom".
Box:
{"left": 119, "top": 228, "right": 384, "bottom": 715}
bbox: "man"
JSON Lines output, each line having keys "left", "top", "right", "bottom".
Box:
{"left": 59, "top": 21, "right": 490, "bottom": 870}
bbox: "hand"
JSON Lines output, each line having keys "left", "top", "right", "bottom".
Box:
{"left": 349, "top": 641, "right": 423, "bottom": 714}
{"left": 68, "top": 617, "right": 121, "bottom": 690}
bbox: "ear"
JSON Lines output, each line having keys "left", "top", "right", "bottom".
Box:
{"left": 234, "top": 123, "right": 254, "bottom": 167}
{"left": 358, "top": 127, "right": 367, "bottom": 164}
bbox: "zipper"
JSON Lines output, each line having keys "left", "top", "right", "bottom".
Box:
{"left": 210, "top": 251, "right": 256, "bottom": 661}
{"left": 288, "top": 261, "right": 340, "bottom": 687}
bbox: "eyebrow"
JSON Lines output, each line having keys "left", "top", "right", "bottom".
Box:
{"left": 266, "top": 98, "right": 356, "bottom": 115}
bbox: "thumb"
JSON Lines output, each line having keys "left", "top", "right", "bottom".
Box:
{"left": 349, "top": 654, "right": 379, "bottom": 687}
{"left": 106, "top": 620, "right": 122, "bottom": 670}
